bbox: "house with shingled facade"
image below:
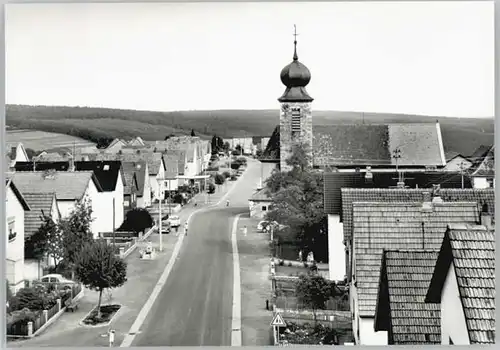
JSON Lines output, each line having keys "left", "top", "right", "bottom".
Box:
{"left": 22, "top": 192, "right": 61, "bottom": 281}
{"left": 373, "top": 250, "right": 441, "bottom": 345}
{"left": 323, "top": 171, "right": 485, "bottom": 282}
{"left": 425, "top": 224, "right": 495, "bottom": 345}
{"left": 6, "top": 175, "right": 31, "bottom": 294}
{"left": 11, "top": 171, "right": 105, "bottom": 238}
{"left": 349, "top": 195, "right": 483, "bottom": 345}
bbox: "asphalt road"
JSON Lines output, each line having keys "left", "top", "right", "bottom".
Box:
{"left": 131, "top": 158, "right": 262, "bottom": 346}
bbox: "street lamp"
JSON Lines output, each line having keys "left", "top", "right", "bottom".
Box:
{"left": 158, "top": 179, "right": 165, "bottom": 252}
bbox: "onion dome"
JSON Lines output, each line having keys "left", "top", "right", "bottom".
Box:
{"left": 278, "top": 31, "right": 313, "bottom": 103}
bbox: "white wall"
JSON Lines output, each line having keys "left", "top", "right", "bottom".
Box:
{"left": 359, "top": 318, "right": 388, "bottom": 345}
{"left": 57, "top": 200, "right": 77, "bottom": 219}
{"left": 143, "top": 165, "right": 152, "bottom": 207}
{"left": 473, "top": 177, "right": 495, "bottom": 189}
{"left": 6, "top": 185, "right": 26, "bottom": 292}
{"left": 149, "top": 175, "right": 159, "bottom": 200}
{"left": 93, "top": 191, "right": 114, "bottom": 237}
{"left": 443, "top": 156, "right": 472, "bottom": 172}
{"left": 115, "top": 172, "right": 125, "bottom": 227}
{"left": 441, "top": 263, "right": 469, "bottom": 345}
{"left": 15, "top": 143, "right": 29, "bottom": 162}
{"left": 24, "top": 259, "right": 43, "bottom": 281}
{"left": 248, "top": 200, "right": 270, "bottom": 219}
{"left": 328, "top": 214, "right": 346, "bottom": 281}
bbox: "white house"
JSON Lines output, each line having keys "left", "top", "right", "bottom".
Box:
{"left": 23, "top": 192, "right": 61, "bottom": 280}
{"left": 12, "top": 170, "right": 105, "bottom": 238}
{"left": 5, "top": 176, "right": 31, "bottom": 293}
{"left": 6, "top": 142, "right": 30, "bottom": 170}
{"left": 443, "top": 151, "right": 473, "bottom": 172}
{"left": 425, "top": 223, "right": 495, "bottom": 345}
{"left": 469, "top": 146, "right": 494, "bottom": 189}
{"left": 103, "top": 138, "right": 127, "bottom": 153}
{"left": 248, "top": 188, "right": 272, "bottom": 219}
{"left": 75, "top": 161, "right": 126, "bottom": 231}
{"left": 163, "top": 155, "right": 180, "bottom": 193}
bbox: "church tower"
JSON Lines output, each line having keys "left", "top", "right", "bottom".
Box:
{"left": 278, "top": 26, "right": 313, "bottom": 171}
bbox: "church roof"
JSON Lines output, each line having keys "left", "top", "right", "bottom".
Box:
{"left": 262, "top": 122, "right": 446, "bottom": 167}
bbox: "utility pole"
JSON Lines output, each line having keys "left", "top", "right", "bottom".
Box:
{"left": 392, "top": 148, "right": 402, "bottom": 183}
{"left": 459, "top": 161, "right": 466, "bottom": 189}
{"left": 158, "top": 182, "right": 163, "bottom": 252}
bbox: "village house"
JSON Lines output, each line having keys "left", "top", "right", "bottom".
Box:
{"left": 11, "top": 171, "right": 106, "bottom": 239}
{"left": 162, "top": 155, "right": 180, "bottom": 194}
{"left": 6, "top": 142, "right": 29, "bottom": 170}
{"left": 5, "top": 175, "right": 31, "bottom": 294}
{"left": 468, "top": 145, "right": 494, "bottom": 189}
{"left": 121, "top": 162, "right": 140, "bottom": 210}
{"left": 425, "top": 223, "right": 495, "bottom": 345}
{"left": 248, "top": 187, "right": 272, "bottom": 219}
{"left": 443, "top": 151, "right": 473, "bottom": 172}
{"left": 103, "top": 138, "right": 127, "bottom": 153}
{"left": 349, "top": 194, "right": 482, "bottom": 345}
{"left": 23, "top": 192, "right": 61, "bottom": 281}
{"left": 373, "top": 250, "right": 441, "bottom": 345}
{"left": 74, "top": 161, "right": 126, "bottom": 231}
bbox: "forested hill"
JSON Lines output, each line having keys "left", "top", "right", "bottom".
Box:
{"left": 6, "top": 104, "right": 494, "bottom": 156}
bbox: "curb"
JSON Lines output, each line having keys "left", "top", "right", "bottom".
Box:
{"left": 79, "top": 303, "right": 124, "bottom": 328}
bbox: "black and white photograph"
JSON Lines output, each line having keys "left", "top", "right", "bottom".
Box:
{"left": 4, "top": 1, "right": 495, "bottom": 347}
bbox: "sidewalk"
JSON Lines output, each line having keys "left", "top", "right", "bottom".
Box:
{"left": 236, "top": 213, "right": 274, "bottom": 346}
{"left": 7, "top": 179, "right": 237, "bottom": 347}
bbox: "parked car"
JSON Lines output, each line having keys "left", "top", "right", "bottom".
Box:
{"left": 38, "top": 274, "right": 75, "bottom": 289}
{"left": 166, "top": 215, "right": 181, "bottom": 228}
{"left": 158, "top": 221, "right": 171, "bottom": 234}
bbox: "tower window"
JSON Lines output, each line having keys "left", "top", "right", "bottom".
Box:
{"left": 291, "top": 107, "right": 301, "bottom": 138}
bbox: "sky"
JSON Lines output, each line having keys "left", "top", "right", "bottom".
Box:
{"left": 5, "top": 1, "right": 494, "bottom": 117}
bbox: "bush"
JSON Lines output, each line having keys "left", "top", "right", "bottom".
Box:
{"left": 207, "top": 182, "right": 216, "bottom": 194}
{"left": 7, "top": 308, "right": 40, "bottom": 328}
{"left": 222, "top": 171, "right": 231, "bottom": 178}
{"left": 230, "top": 175, "right": 237, "bottom": 181}
{"left": 214, "top": 173, "right": 225, "bottom": 185}
{"left": 207, "top": 166, "right": 219, "bottom": 172}
{"left": 172, "top": 193, "right": 185, "bottom": 205}
{"left": 118, "top": 208, "right": 154, "bottom": 234}
{"left": 9, "top": 286, "right": 58, "bottom": 312}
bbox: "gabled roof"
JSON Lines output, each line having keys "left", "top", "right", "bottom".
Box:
{"left": 444, "top": 151, "right": 466, "bottom": 162}
{"left": 374, "top": 250, "right": 440, "bottom": 345}
{"left": 164, "top": 149, "right": 186, "bottom": 175}
{"left": 12, "top": 171, "right": 103, "bottom": 200}
{"left": 261, "top": 122, "right": 446, "bottom": 167}
{"left": 250, "top": 187, "right": 272, "bottom": 202}
{"left": 5, "top": 177, "right": 31, "bottom": 211}
{"left": 471, "top": 146, "right": 494, "bottom": 177}
{"left": 468, "top": 145, "right": 492, "bottom": 164}
{"left": 74, "top": 161, "right": 124, "bottom": 192}
{"left": 121, "top": 161, "right": 146, "bottom": 196}
{"left": 106, "top": 138, "right": 126, "bottom": 150}
{"left": 23, "top": 192, "right": 58, "bottom": 238}
{"left": 340, "top": 188, "right": 494, "bottom": 242}
{"left": 426, "top": 224, "right": 495, "bottom": 344}
{"left": 324, "top": 171, "right": 473, "bottom": 217}
{"left": 85, "top": 151, "right": 162, "bottom": 176}
{"left": 162, "top": 155, "right": 179, "bottom": 180}
{"left": 353, "top": 201, "right": 480, "bottom": 318}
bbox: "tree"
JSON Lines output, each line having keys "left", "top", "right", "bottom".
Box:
{"left": 214, "top": 173, "right": 225, "bottom": 186}
{"left": 25, "top": 213, "right": 64, "bottom": 269}
{"left": 235, "top": 144, "right": 242, "bottom": 154}
{"left": 207, "top": 182, "right": 216, "bottom": 194}
{"left": 58, "top": 197, "right": 94, "bottom": 277}
{"left": 118, "top": 208, "right": 154, "bottom": 234}
{"left": 25, "top": 148, "right": 38, "bottom": 160}
{"left": 295, "top": 274, "right": 332, "bottom": 324}
{"left": 74, "top": 240, "right": 127, "bottom": 318}
{"left": 286, "top": 143, "right": 312, "bottom": 173}
{"left": 222, "top": 171, "right": 231, "bottom": 179}
{"left": 223, "top": 141, "right": 230, "bottom": 152}
{"left": 191, "top": 129, "right": 196, "bottom": 137}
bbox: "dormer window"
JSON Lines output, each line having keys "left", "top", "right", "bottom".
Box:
{"left": 103, "top": 165, "right": 110, "bottom": 171}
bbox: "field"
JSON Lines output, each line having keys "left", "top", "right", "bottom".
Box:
{"left": 6, "top": 129, "right": 95, "bottom": 152}
{"left": 6, "top": 104, "right": 494, "bottom": 156}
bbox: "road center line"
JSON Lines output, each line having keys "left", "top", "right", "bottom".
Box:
{"left": 231, "top": 213, "right": 243, "bottom": 346}
{"left": 120, "top": 161, "right": 246, "bottom": 347}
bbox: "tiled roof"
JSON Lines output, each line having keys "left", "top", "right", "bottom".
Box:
{"left": 74, "top": 161, "right": 123, "bottom": 192}
{"left": 260, "top": 126, "right": 280, "bottom": 162}
{"left": 23, "top": 192, "right": 57, "bottom": 238}
{"left": 468, "top": 145, "right": 492, "bottom": 164}
{"left": 12, "top": 171, "right": 103, "bottom": 200}
{"left": 261, "top": 123, "right": 445, "bottom": 167}
{"left": 341, "top": 188, "right": 494, "bottom": 242}
{"left": 250, "top": 187, "right": 272, "bottom": 201}
{"left": 471, "top": 146, "right": 494, "bottom": 177}
{"left": 121, "top": 161, "right": 146, "bottom": 196}
{"left": 374, "top": 250, "right": 440, "bottom": 344}
{"left": 353, "top": 201, "right": 480, "bottom": 317}
{"left": 86, "top": 151, "right": 163, "bottom": 175}
{"left": 164, "top": 149, "right": 186, "bottom": 175}
{"left": 162, "top": 155, "right": 179, "bottom": 179}
{"left": 323, "top": 173, "right": 365, "bottom": 217}
{"left": 445, "top": 151, "right": 461, "bottom": 162}
{"left": 426, "top": 225, "right": 495, "bottom": 344}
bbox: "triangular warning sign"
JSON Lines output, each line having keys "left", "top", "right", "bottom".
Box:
{"left": 270, "top": 313, "right": 287, "bottom": 327}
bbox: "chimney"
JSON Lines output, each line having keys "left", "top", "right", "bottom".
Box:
{"left": 421, "top": 191, "right": 433, "bottom": 211}
{"left": 42, "top": 169, "right": 57, "bottom": 180}
{"left": 431, "top": 184, "right": 443, "bottom": 203}
{"left": 480, "top": 203, "right": 493, "bottom": 229}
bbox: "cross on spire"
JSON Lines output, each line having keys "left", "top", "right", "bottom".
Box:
{"left": 293, "top": 24, "right": 299, "bottom": 61}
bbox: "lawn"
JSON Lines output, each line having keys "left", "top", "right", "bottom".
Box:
{"left": 6, "top": 129, "right": 95, "bottom": 153}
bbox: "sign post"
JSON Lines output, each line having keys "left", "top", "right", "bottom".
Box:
{"left": 271, "top": 312, "right": 287, "bottom": 346}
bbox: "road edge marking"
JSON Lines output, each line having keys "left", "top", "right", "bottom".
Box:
{"left": 231, "top": 213, "right": 243, "bottom": 346}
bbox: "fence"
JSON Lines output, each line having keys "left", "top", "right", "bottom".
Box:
{"left": 7, "top": 283, "right": 83, "bottom": 337}
{"left": 274, "top": 296, "right": 350, "bottom": 312}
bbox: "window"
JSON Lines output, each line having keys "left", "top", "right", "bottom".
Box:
{"left": 291, "top": 107, "right": 301, "bottom": 139}
{"left": 487, "top": 178, "right": 494, "bottom": 188}
{"left": 262, "top": 205, "right": 267, "bottom": 211}
{"left": 8, "top": 219, "right": 16, "bottom": 242}
{"left": 103, "top": 165, "right": 110, "bottom": 171}
{"left": 41, "top": 277, "right": 49, "bottom": 283}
